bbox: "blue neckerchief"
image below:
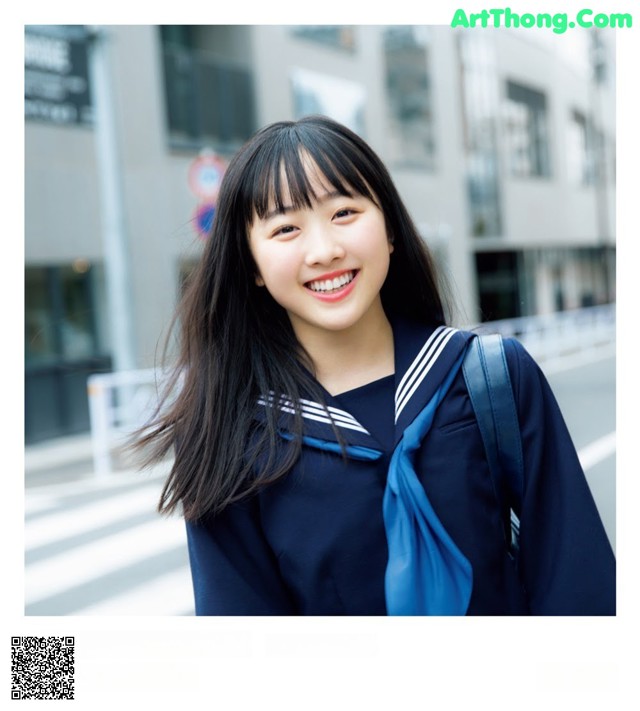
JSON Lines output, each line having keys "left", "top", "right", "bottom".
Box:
{"left": 383, "top": 350, "right": 472, "bottom": 615}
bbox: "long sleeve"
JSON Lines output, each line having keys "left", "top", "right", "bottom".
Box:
{"left": 504, "top": 338, "right": 616, "bottom": 615}
{"left": 186, "top": 494, "right": 296, "bottom": 615}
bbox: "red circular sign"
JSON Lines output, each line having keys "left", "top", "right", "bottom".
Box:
{"left": 188, "top": 154, "right": 227, "bottom": 201}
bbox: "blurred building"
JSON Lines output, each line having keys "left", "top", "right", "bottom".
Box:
{"left": 25, "top": 24, "right": 616, "bottom": 443}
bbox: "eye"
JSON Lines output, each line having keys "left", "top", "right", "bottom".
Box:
{"left": 333, "top": 208, "right": 357, "bottom": 220}
{"left": 271, "top": 224, "right": 299, "bottom": 239}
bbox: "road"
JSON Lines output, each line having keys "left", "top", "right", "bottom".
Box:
{"left": 24, "top": 345, "right": 616, "bottom": 615}
{"left": 540, "top": 345, "right": 616, "bottom": 552}
{"left": 24, "top": 465, "right": 194, "bottom": 616}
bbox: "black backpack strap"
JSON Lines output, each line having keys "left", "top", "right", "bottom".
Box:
{"left": 462, "top": 334, "right": 524, "bottom": 553}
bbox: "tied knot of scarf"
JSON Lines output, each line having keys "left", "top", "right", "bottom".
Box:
{"left": 383, "top": 351, "right": 473, "bottom": 615}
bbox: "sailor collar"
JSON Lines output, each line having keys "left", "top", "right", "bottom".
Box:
{"left": 256, "top": 318, "right": 474, "bottom": 454}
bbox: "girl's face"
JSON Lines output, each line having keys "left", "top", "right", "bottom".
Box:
{"left": 248, "top": 164, "right": 393, "bottom": 345}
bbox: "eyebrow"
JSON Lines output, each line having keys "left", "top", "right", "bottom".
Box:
{"left": 263, "top": 190, "right": 352, "bottom": 222}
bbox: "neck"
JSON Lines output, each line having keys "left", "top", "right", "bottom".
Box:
{"left": 292, "top": 299, "right": 395, "bottom": 395}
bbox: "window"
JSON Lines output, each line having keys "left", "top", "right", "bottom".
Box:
{"left": 25, "top": 263, "right": 111, "bottom": 442}
{"left": 504, "top": 81, "right": 551, "bottom": 177}
{"left": 457, "top": 32, "right": 502, "bottom": 237}
{"left": 383, "top": 26, "right": 435, "bottom": 169}
{"left": 475, "top": 251, "right": 522, "bottom": 321}
{"left": 291, "top": 26, "right": 356, "bottom": 52}
{"left": 25, "top": 263, "right": 101, "bottom": 365}
{"left": 160, "top": 26, "right": 257, "bottom": 152}
{"left": 567, "top": 109, "right": 596, "bottom": 185}
{"left": 290, "top": 68, "right": 366, "bottom": 137}
{"left": 590, "top": 30, "right": 612, "bottom": 86}
{"left": 25, "top": 268, "right": 57, "bottom": 365}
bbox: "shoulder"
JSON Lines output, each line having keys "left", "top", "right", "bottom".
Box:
{"left": 486, "top": 335, "right": 563, "bottom": 430}
{"left": 467, "top": 330, "right": 541, "bottom": 378}
{"left": 500, "top": 336, "right": 546, "bottom": 399}
{"left": 458, "top": 331, "right": 547, "bottom": 407}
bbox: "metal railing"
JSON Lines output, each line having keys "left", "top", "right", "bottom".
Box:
{"left": 88, "top": 304, "right": 616, "bottom": 477}
{"left": 87, "top": 369, "right": 167, "bottom": 478}
{"left": 470, "top": 303, "right": 615, "bottom": 361}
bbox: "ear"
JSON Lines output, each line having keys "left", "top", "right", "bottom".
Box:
{"left": 255, "top": 274, "right": 265, "bottom": 287}
{"left": 388, "top": 240, "right": 394, "bottom": 255}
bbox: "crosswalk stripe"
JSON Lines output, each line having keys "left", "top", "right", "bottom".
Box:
{"left": 24, "top": 467, "right": 169, "bottom": 516}
{"left": 71, "top": 567, "right": 194, "bottom": 616}
{"left": 24, "top": 497, "right": 62, "bottom": 516}
{"left": 25, "top": 483, "right": 162, "bottom": 550}
{"left": 25, "top": 516, "right": 186, "bottom": 606}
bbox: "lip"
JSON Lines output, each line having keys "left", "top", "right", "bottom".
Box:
{"left": 304, "top": 269, "right": 359, "bottom": 303}
{"left": 305, "top": 269, "right": 354, "bottom": 282}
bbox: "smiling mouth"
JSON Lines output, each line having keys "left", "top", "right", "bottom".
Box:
{"left": 305, "top": 270, "right": 358, "bottom": 294}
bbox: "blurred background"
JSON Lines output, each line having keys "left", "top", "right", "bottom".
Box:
{"left": 24, "top": 24, "right": 616, "bottom": 615}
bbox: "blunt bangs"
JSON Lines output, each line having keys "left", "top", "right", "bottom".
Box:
{"left": 239, "top": 120, "right": 380, "bottom": 224}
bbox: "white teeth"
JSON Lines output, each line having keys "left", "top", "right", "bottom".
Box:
{"left": 307, "top": 271, "right": 355, "bottom": 292}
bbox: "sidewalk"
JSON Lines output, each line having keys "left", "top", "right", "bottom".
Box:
{"left": 25, "top": 432, "right": 170, "bottom": 489}
{"left": 26, "top": 432, "right": 94, "bottom": 473}
{"left": 25, "top": 433, "right": 96, "bottom": 489}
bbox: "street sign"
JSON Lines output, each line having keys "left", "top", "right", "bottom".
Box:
{"left": 25, "top": 26, "right": 93, "bottom": 126}
{"left": 188, "top": 153, "right": 227, "bottom": 201}
{"left": 193, "top": 203, "right": 215, "bottom": 239}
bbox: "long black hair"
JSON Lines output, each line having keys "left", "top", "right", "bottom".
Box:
{"left": 135, "top": 115, "right": 450, "bottom": 520}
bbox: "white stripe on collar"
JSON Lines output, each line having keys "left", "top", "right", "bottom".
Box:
{"left": 395, "top": 326, "right": 458, "bottom": 422}
{"left": 258, "top": 393, "right": 371, "bottom": 435}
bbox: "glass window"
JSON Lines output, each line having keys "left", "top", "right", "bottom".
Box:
{"left": 291, "top": 26, "right": 356, "bottom": 52}
{"left": 504, "top": 81, "right": 551, "bottom": 178}
{"left": 383, "top": 26, "right": 435, "bottom": 169}
{"left": 567, "top": 109, "right": 597, "bottom": 185}
{"left": 475, "top": 251, "right": 522, "bottom": 321}
{"left": 25, "top": 268, "right": 57, "bottom": 365}
{"left": 457, "top": 32, "right": 502, "bottom": 237}
{"left": 59, "top": 264, "right": 96, "bottom": 360}
{"left": 25, "top": 263, "right": 99, "bottom": 365}
{"left": 290, "top": 68, "right": 366, "bottom": 137}
{"left": 160, "top": 26, "right": 257, "bottom": 152}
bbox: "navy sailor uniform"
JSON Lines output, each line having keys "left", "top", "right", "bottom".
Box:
{"left": 185, "top": 317, "right": 616, "bottom": 615}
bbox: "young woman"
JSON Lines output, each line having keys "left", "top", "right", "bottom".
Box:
{"left": 136, "top": 115, "right": 615, "bottom": 615}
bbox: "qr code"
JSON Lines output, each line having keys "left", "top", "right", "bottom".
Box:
{"left": 11, "top": 636, "right": 74, "bottom": 700}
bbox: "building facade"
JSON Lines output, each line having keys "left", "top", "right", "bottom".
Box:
{"left": 25, "top": 25, "right": 616, "bottom": 442}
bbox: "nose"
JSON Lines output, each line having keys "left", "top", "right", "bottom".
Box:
{"left": 304, "top": 225, "right": 346, "bottom": 266}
